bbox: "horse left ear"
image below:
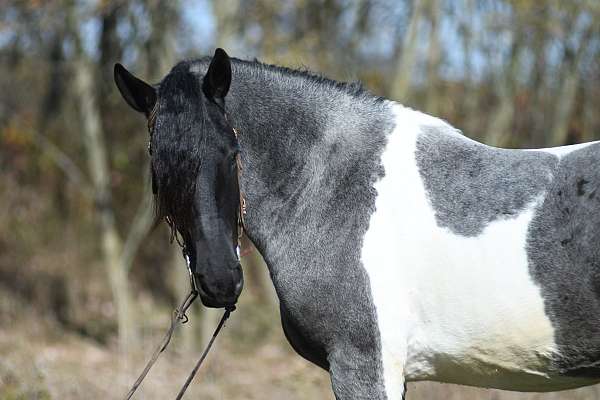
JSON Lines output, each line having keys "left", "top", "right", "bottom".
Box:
{"left": 203, "top": 48, "right": 231, "bottom": 99}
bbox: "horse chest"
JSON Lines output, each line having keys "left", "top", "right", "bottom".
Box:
{"left": 279, "top": 302, "right": 330, "bottom": 370}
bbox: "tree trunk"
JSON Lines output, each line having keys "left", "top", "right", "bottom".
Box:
{"left": 73, "top": 54, "right": 137, "bottom": 349}
{"left": 65, "top": 1, "right": 138, "bottom": 349}
{"left": 459, "top": 0, "right": 480, "bottom": 136}
{"left": 424, "top": 0, "right": 442, "bottom": 115}
{"left": 528, "top": 8, "right": 550, "bottom": 147}
{"left": 145, "top": 0, "right": 179, "bottom": 78}
{"left": 213, "top": 0, "right": 241, "bottom": 51}
{"left": 98, "top": 3, "right": 124, "bottom": 116}
{"left": 550, "top": 65, "right": 580, "bottom": 146}
{"left": 582, "top": 86, "right": 596, "bottom": 143}
{"left": 485, "top": 34, "right": 523, "bottom": 147}
{"left": 391, "top": 0, "right": 425, "bottom": 102}
{"left": 549, "top": 26, "right": 592, "bottom": 146}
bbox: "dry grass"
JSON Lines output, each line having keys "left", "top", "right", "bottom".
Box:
{"left": 2, "top": 269, "right": 600, "bottom": 400}
{"left": 3, "top": 307, "right": 600, "bottom": 400}
{"left": 0, "top": 310, "right": 333, "bottom": 400}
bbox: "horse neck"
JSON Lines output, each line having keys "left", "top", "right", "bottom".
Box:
{"left": 226, "top": 63, "right": 393, "bottom": 277}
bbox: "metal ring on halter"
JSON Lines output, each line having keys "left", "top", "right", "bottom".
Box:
{"left": 184, "top": 252, "right": 199, "bottom": 294}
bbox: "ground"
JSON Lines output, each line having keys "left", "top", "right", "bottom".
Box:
{"left": 2, "top": 294, "right": 600, "bottom": 399}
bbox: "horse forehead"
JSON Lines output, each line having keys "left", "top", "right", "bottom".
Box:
{"left": 158, "top": 64, "right": 204, "bottom": 106}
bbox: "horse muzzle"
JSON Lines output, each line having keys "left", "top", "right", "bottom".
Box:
{"left": 195, "top": 263, "right": 243, "bottom": 309}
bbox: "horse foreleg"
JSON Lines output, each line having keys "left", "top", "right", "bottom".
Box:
{"left": 328, "top": 346, "right": 406, "bottom": 400}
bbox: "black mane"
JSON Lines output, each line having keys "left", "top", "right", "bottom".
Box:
{"left": 151, "top": 62, "right": 208, "bottom": 239}
{"left": 183, "top": 56, "right": 385, "bottom": 105}
{"left": 228, "top": 58, "right": 384, "bottom": 103}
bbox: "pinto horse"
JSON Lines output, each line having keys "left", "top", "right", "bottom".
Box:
{"left": 114, "top": 48, "right": 600, "bottom": 399}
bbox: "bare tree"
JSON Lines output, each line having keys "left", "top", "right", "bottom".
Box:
{"left": 66, "top": 2, "right": 162, "bottom": 349}
{"left": 457, "top": 0, "right": 482, "bottom": 136}
{"left": 72, "top": 47, "right": 137, "bottom": 349}
{"left": 549, "top": 20, "right": 594, "bottom": 145}
{"left": 424, "top": 0, "right": 442, "bottom": 115}
{"left": 213, "top": 0, "right": 241, "bottom": 51}
{"left": 391, "top": 0, "right": 426, "bottom": 102}
{"left": 485, "top": 12, "right": 524, "bottom": 147}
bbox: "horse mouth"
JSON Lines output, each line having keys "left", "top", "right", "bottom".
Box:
{"left": 198, "top": 292, "right": 232, "bottom": 308}
{"left": 197, "top": 281, "right": 240, "bottom": 309}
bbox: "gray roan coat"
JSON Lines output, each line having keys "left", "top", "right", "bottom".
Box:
{"left": 115, "top": 49, "right": 600, "bottom": 399}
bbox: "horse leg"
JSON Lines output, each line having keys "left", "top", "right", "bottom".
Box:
{"left": 328, "top": 345, "right": 406, "bottom": 400}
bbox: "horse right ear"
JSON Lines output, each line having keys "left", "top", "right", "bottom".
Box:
{"left": 114, "top": 63, "right": 157, "bottom": 115}
{"left": 203, "top": 48, "right": 231, "bottom": 100}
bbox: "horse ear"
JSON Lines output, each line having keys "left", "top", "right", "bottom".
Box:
{"left": 203, "top": 48, "right": 231, "bottom": 99}
{"left": 114, "top": 63, "right": 156, "bottom": 115}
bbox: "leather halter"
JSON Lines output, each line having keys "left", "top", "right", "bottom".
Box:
{"left": 232, "top": 126, "right": 247, "bottom": 245}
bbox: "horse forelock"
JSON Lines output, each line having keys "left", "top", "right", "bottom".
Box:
{"left": 151, "top": 62, "right": 207, "bottom": 236}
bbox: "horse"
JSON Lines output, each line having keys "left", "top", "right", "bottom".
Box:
{"left": 114, "top": 48, "right": 600, "bottom": 399}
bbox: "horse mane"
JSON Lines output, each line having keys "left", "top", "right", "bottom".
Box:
{"left": 184, "top": 56, "right": 386, "bottom": 105}
{"left": 232, "top": 58, "right": 384, "bottom": 103}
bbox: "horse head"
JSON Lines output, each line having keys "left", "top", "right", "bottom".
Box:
{"left": 114, "top": 49, "right": 243, "bottom": 309}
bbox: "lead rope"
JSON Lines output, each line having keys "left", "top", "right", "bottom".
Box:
{"left": 123, "top": 248, "right": 234, "bottom": 400}
{"left": 175, "top": 307, "right": 232, "bottom": 399}
{"left": 124, "top": 115, "right": 243, "bottom": 400}
{"left": 123, "top": 289, "right": 198, "bottom": 400}
{"left": 123, "top": 290, "right": 232, "bottom": 400}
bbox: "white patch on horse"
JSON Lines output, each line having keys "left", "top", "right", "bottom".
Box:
{"left": 362, "top": 104, "right": 562, "bottom": 398}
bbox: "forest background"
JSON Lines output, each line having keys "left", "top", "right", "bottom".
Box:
{"left": 1, "top": 1, "right": 599, "bottom": 399}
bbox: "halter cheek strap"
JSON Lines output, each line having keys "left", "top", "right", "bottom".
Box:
{"left": 232, "top": 126, "right": 247, "bottom": 245}
{"left": 147, "top": 102, "right": 159, "bottom": 155}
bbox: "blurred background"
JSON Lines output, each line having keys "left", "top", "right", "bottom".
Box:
{"left": 1, "top": 0, "right": 600, "bottom": 399}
